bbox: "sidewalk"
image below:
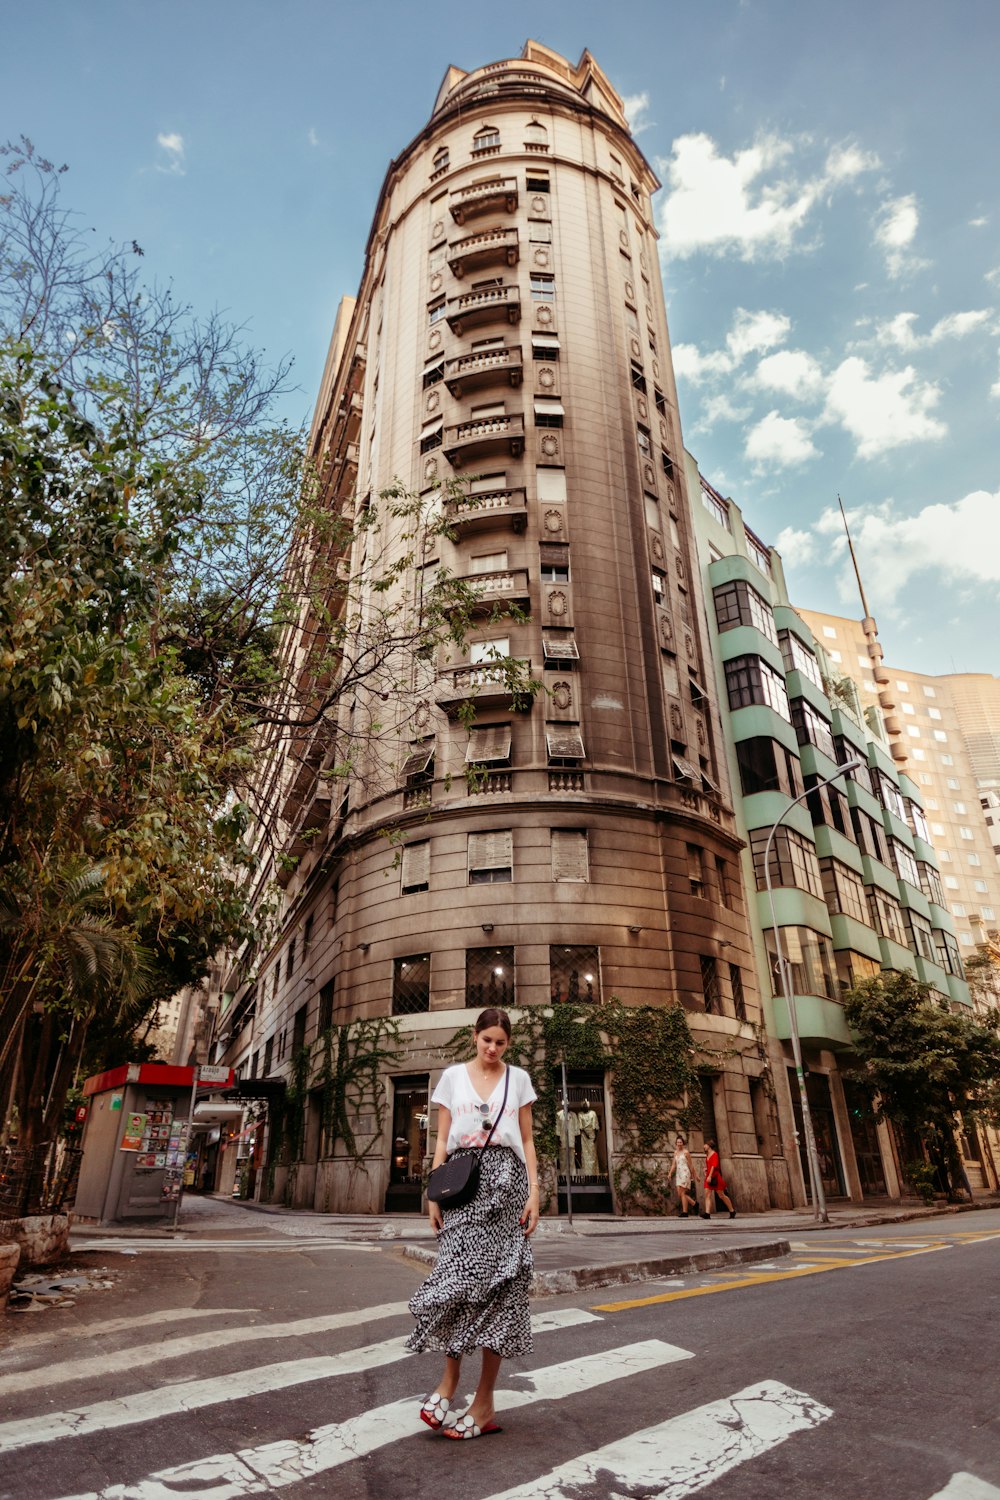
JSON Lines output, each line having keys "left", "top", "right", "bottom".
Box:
{"left": 68, "top": 1191, "right": 1000, "bottom": 1298}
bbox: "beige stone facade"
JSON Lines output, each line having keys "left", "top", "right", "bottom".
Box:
{"left": 213, "top": 44, "right": 791, "bottom": 1216}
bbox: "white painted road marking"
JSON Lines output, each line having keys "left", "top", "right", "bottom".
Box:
{"left": 50, "top": 1340, "right": 692, "bottom": 1500}
{"left": 2, "top": 1307, "right": 252, "bottom": 1353}
{"left": 478, "top": 1379, "right": 832, "bottom": 1500}
{"left": 927, "top": 1477, "right": 1000, "bottom": 1499}
{"left": 70, "top": 1238, "right": 379, "bottom": 1253}
{"left": 0, "top": 1306, "right": 597, "bottom": 1453}
{"left": 1, "top": 1301, "right": 415, "bottom": 1394}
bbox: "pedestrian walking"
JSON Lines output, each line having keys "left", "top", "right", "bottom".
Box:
{"left": 407, "top": 1007, "right": 540, "bottom": 1440}
{"left": 700, "top": 1137, "right": 736, "bottom": 1219}
{"left": 667, "top": 1134, "right": 696, "bottom": 1216}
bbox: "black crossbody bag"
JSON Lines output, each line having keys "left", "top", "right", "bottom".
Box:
{"left": 426, "top": 1066, "right": 511, "bottom": 1209}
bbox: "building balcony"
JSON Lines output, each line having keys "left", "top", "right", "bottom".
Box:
{"left": 449, "top": 176, "right": 518, "bottom": 225}
{"left": 453, "top": 567, "right": 530, "bottom": 615}
{"left": 435, "top": 660, "right": 531, "bottom": 715}
{"left": 447, "top": 227, "right": 520, "bottom": 278}
{"left": 342, "top": 389, "right": 363, "bottom": 441}
{"left": 443, "top": 412, "right": 524, "bottom": 468}
{"left": 445, "top": 485, "right": 527, "bottom": 536}
{"left": 445, "top": 285, "right": 520, "bottom": 335}
{"left": 444, "top": 344, "right": 523, "bottom": 396}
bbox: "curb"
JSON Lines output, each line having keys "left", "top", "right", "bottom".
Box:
{"left": 401, "top": 1237, "right": 791, "bottom": 1297}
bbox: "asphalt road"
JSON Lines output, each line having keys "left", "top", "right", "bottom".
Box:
{"left": 2, "top": 1212, "right": 998, "bottom": 1500}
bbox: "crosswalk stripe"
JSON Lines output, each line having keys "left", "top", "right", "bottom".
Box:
{"left": 0, "top": 1306, "right": 597, "bottom": 1454}
{"left": 478, "top": 1379, "right": 832, "bottom": 1500}
{"left": 4, "top": 1307, "right": 251, "bottom": 1354}
{"left": 926, "top": 1476, "right": 1000, "bottom": 1499}
{"left": 0, "top": 1301, "right": 417, "bottom": 1395}
{"left": 52, "top": 1339, "right": 692, "bottom": 1500}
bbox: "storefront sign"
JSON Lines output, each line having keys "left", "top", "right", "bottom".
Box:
{"left": 198, "top": 1065, "right": 231, "bottom": 1085}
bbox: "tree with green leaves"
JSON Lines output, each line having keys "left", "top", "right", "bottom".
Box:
{"left": 843, "top": 972, "right": 1000, "bottom": 1199}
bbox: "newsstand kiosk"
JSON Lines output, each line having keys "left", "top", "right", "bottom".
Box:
{"left": 75, "top": 1062, "right": 233, "bottom": 1224}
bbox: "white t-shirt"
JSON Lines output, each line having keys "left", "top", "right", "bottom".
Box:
{"left": 432, "top": 1063, "right": 537, "bottom": 1163}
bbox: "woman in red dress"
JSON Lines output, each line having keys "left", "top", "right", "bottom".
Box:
{"left": 700, "top": 1137, "right": 736, "bottom": 1219}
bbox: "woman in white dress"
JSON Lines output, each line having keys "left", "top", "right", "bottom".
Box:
{"left": 407, "top": 1007, "right": 540, "bottom": 1440}
{"left": 668, "top": 1133, "right": 696, "bottom": 1217}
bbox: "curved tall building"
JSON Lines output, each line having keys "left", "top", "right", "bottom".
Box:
{"left": 218, "top": 43, "right": 794, "bottom": 1216}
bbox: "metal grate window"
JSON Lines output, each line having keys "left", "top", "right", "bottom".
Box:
{"left": 549, "top": 945, "right": 601, "bottom": 1004}
{"left": 700, "top": 955, "right": 722, "bottom": 1014}
{"left": 729, "top": 964, "right": 747, "bottom": 1022}
{"left": 392, "top": 955, "right": 430, "bottom": 1015}
{"left": 465, "top": 946, "right": 515, "bottom": 1009}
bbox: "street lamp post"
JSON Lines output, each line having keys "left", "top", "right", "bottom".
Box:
{"left": 761, "top": 756, "right": 864, "bottom": 1224}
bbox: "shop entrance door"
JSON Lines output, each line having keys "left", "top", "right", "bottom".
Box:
{"left": 786, "top": 1068, "right": 846, "bottom": 1200}
{"left": 555, "top": 1069, "right": 613, "bottom": 1215}
{"left": 841, "top": 1078, "right": 888, "bottom": 1196}
{"left": 385, "top": 1075, "right": 429, "bottom": 1213}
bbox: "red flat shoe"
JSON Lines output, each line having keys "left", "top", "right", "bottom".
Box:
{"left": 441, "top": 1412, "right": 503, "bottom": 1440}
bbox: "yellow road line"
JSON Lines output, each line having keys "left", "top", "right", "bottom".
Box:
{"left": 592, "top": 1244, "right": 948, "bottom": 1312}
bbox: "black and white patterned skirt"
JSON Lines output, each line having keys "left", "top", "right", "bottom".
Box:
{"left": 406, "top": 1146, "right": 533, "bottom": 1359}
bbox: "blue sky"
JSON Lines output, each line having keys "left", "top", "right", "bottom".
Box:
{"left": 4, "top": 0, "right": 999, "bottom": 674}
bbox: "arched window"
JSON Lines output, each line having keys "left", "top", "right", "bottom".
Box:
{"left": 432, "top": 146, "right": 449, "bottom": 174}
{"left": 524, "top": 119, "right": 548, "bottom": 150}
{"left": 472, "top": 124, "right": 501, "bottom": 154}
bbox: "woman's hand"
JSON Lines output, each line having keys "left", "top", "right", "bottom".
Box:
{"left": 428, "top": 1200, "right": 443, "bottom": 1234}
{"left": 520, "top": 1187, "right": 540, "bottom": 1236}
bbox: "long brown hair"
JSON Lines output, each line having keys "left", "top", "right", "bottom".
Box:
{"left": 474, "top": 1007, "right": 512, "bottom": 1038}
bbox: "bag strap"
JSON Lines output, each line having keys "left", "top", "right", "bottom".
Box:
{"left": 478, "top": 1066, "right": 511, "bottom": 1153}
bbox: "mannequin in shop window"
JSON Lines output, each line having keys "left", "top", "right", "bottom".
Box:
{"left": 578, "top": 1100, "right": 599, "bottom": 1174}
{"left": 556, "top": 1104, "right": 579, "bottom": 1174}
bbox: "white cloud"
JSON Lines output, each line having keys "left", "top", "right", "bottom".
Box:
{"left": 823, "top": 357, "right": 946, "bottom": 458}
{"left": 156, "top": 132, "right": 186, "bottom": 176}
{"left": 307, "top": 127, "right": 319, "bottom": 147}
{"left": 698, "top": 392, "right": 752, "bottom": 427}
{"left": 808, "top": 490, "right": 1000, "bottom": 600}
{"left": 986, "top": 266, "right": 1000, "bottom": 289}
{"left": 969, "top": 215, "right": 988, "bottom": 228}
{"left": 873, "top": 308, "right": 992, "bottom": 351}
{"left": 621, "top": 92, "right": 652, "bottom": 134}
{"left": 726, "top": 307, "right": 791, "bottom": 360}
{"left": 752, "top": 348, "right": 827, "bottom": 399}
{"left": 774, "top": 525, "right": 818, "bottom": 566}
{"left": 873, "top": 193, "right": 926, "bottom": 277}
{"left": 657, "top": 131, "right": 880, "bottom": 262}
{"left": 672, "top": 307, "right": 789, "bottom": 385}
{"left": 745, "top": 410, "right": 819, "bottom": 468}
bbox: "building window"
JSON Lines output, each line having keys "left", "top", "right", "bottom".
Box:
{"left": 428, "top": 297, "right": 446, "bottom": 324}
{"left": 631, "top": 363, "right": 647, "bottom": 393}
{"left": 529, "top": 221, "right": 552, "bottom": 242}
{"left": 790, "top": 700, "right": 837, "bottom": 761}
{"left": 472, "top": 126, "right": 501, "bottom": 153}
{"left": 905, "top": 798, "right": 930, "bottom": 842}
{"left": 526, "top": 174, "right": 550, "bottom": 193}
{"left": 651, "top": 566, "right": 666, "bottom": 602}
{"left": 700, "top": 483, "right": 731, "bottom": 531}
{"left": 764, "top": 926, "right": 839, "bottom": 1000}
{"left": 750, "top": 826, "right": 823, "bottom": 899}
{"left": 805, "top": 774, "right": 853, "bottom": 840}
{"left": 532, "top": 333, "right": 560, "bottom": 359}
{"left": 686, "top": 842, "right": 705, "bottom": 896}
{"left": 835, "top": 951, "right": 880, "bottom": 991}
{"left": 866, "top": 888, "right": 907, "bottom": 947}
{"left": 917, "top": 861, "right": 945, "bottom": 907}
{"left": 287, "top": 936, "right": 296, "bottom": 978}
{"left": 466, "top": 946, "right": 515, "bottom": 1008}
{"left": 393, "top": 955, "right": 430, "bottom": 1015}
{"left": 468, "top": 829, "right": 513, "bottom": 884}
{"left": 778, "top": 630, "right": 823, "bottom": 689}
{"left": 834, "top": 738, "right": 875, "bottom": 796}
{"left": 874, "top": 772, "right": 906, "bottom": 823}
{"left": 318, "top": 981, "right": 335, "bottom": 1033}
{"left": 401, "top": 840, "right": 430, "bottom": 894}
{"left": 724, "top": 655, "right": 791, "bottom": 720}
{"left": 536, "top": 466, "right": 566, "bottom": 501}
{"left": 422, "top": 359, "right": 444, "bottom": 387}
{"left": 550, "top": 945, "right": 600, "bottom": 1004}
{"left": 889, "top": 837, "right": 920, "bottom": 888}
{"left": 551, "top": 829, "right": 589, "bottom": 882}
{"left": 539, "top": 544, "right": 570, "bottom": 582}
{"left": 292, "top": 1004, "right": 307, "bottom": 1056}
{"left": 729, "top": 963, "right": 747, "bottom": 1021}
{"left": 420, "top": 422, "right": 443, "bottom": 453}
{"left": 715, "top": 855, "right": 733, "bottom": 905}
{"left": 906, "top": 911, "right": 935, "bottom": 961}
{"left": 713, "top": 580, "right": 778, "bottom": 645}
{"left": 959, "top": 826, "right": 975, "bottom": 841}
{"left": 637, "top": 425, "right": 651, "bottom": 457}
{"left": 819, "top": 857, "right": 868, "bottom": 924}
{"left": 263, "top": 1036, "right": 274, "bottom": 1076}
{"left": 735, "top": 737, "right": 804, "bottom": 799}
{"left": 744, "top": 529, "right": 772, "bottom": 577}
{"left": 661, "top": 449, "right": 675, "bottom": 479}
{"left": 530, "top": 273, "right": 555, "bottom": 300}
{"left": 700, "top": 955, "right": 722, "bottom": 1014}
{"left": 534, "top": 398, "right": 565, "bottom": 428}
{"left": 432, "top": 146, "right": 449, "bottom": 173}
